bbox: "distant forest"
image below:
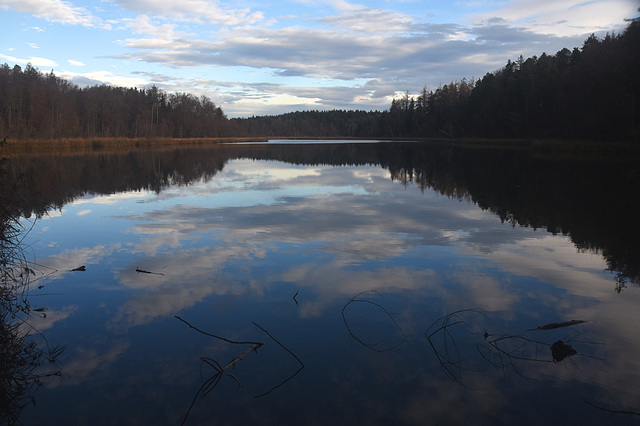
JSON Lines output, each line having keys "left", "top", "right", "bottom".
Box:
{"left": 0, "top": 15, "right": 638, "bottom": 142}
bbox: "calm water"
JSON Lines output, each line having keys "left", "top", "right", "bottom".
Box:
{"left": 6, "top": 141, "right": 640, "bottom": 425}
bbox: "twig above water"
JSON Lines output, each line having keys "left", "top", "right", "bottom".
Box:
{"left": 136, "top": 267, "right": 164, "bottom": 276}
{"left": 426, "top": 309, "right": 604, "bottom": 387}
{"left": 342, "top": 290, "right": 406, "bottom": 352}
{"left": 252, "top": 322, "right": 305, "bottom": 397}
{"left": 425, "top": 308, "right": 486, "bottom": 387}
{"left": 582, "top": 399, "right": 640, "bottom": 417}
{"left": 176, "top": 316, "right": 264, "bottom": 425}
{"left": 175, "top": 316, "right": 263, "bottom": 346}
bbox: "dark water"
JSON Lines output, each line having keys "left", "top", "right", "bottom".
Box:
{"left": 5, "top": 141, "right": 640, "bottom": 425}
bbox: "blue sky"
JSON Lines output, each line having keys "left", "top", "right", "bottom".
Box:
{"left": 1, "top": 0, "right": 637, "bottom": 117}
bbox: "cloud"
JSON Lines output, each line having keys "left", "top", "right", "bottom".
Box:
{"left": 21, "top": 305, "right": 77, "bottom": 332}
{"left": 58, "top": 69, "right": 149, "bottom": 88}
{"left": 96, "top": 160, "right": 549, "bottom": 324}
{"left": 107, "top": 9, "right": 600, "bottom": 116}
{"left": 470, "top": 0, "right": 637, "bottom": 36}
{"left": 0, "top": 53, "right": 58, "bottom": 67}
{"left": 36, "top": 244, "right": 118, "bottom": 281}
{"left": 116, "top": 5, "right": 592, "bottom": 81}
{"left": 70, "top": 191, "right": 152, "bottom": 205}
{"left": 315, "top": 7, "right": 414, "bottom": 33}
{"left": 110, "top": 242, "right": 259, "bottom": 327}
{"left": 111, "top": 0, "right": 265, "bottom": 27}
{"left": 51, "top": 341, "right": 130, "bottom": 386}
{"left": 0, "top": 0, "right": 100, "bottom": 27}
{"left": 122, "top": 14, "right": 182, "bottom": 38}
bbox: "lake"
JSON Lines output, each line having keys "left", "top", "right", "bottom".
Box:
{"left": 3, "top": 140, "right": 640, "bottom": 425}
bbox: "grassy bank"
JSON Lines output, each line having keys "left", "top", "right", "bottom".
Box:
{"left": 2, "top": 137, "right": 269, "bottom": 153}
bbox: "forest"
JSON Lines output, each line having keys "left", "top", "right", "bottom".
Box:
{"left": 0, "top": 67, "right": 228, "bottom": 139}
{"left": 0, "top": 15, "right": 638, "bottom": 142}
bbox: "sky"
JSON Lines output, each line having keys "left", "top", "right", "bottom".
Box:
{"left": 1, "top": 0, "right": 638, "bottom": 117}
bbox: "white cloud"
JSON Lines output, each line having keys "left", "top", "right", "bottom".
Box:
{"left": 316, "top": 7, "right": 414, "bottom": 33}
{"left": 110, "top": 16, "right": 583, "bottom": 115}
{"left": 111, "top": 0, "right": 265, "bottom": 27}
{"left": 35, "top": 244, "right": 117, "bottom": 280}
{"left": 122, "top": 14, "right": 182, "bottom": 38}
{"left": 470, "top": 0, "right": 637, "bottom": 36}
{"left": 70, "top": 191, "right": 152, "bottom": 205}
{"left": 67, "top": 59, "right": 85, "bottom": 66}
{"left": 58, "top": 69, "right": 149, "bottom": 88}
{"left": 0, "top": 53, "right": 58, "bottom": 67}
{"left": 0, "top": 0, "right": 99, "bottom": 27}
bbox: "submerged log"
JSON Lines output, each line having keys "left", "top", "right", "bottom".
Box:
{"left": 528, "top": 319, "right": 587, "bottom": 331}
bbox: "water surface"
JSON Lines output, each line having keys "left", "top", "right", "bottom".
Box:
{"left": 8, "top": 141, "right": 640, "bottom": 425}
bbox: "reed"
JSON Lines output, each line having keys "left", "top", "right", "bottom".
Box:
{"left": 1, "top": 146, "right": 64, "bottom": 423}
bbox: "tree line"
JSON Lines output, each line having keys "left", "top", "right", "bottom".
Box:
{"left": 385, "top": 15, "right": 639, "bottom": 141}
{"left": 229, "top": 109, "right": 386, "bottom": 138}
{"left": 0, "top": 64, "right": 228, "bottom": 139}
{"left": 1, "top": 15, "right": 638, "bottom": 142}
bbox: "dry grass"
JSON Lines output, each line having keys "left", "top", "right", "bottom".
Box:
{"left": 3, "top": 137, "right": 269, "bottom": 153}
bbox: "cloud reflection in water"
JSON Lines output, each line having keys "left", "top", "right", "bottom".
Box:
{"left": 22, "top": 155, "right": 640, "bottom": 425}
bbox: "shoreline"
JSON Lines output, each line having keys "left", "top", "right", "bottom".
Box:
{"left": 2, "top": 136, "right": 638, "bottom": 157}
{"left": 1, "top": 137, "right": 269, "bottom": 152}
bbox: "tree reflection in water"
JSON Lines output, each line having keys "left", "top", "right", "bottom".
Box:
{"left": 6, "top": 141, "right": 639, "bottom": 288}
